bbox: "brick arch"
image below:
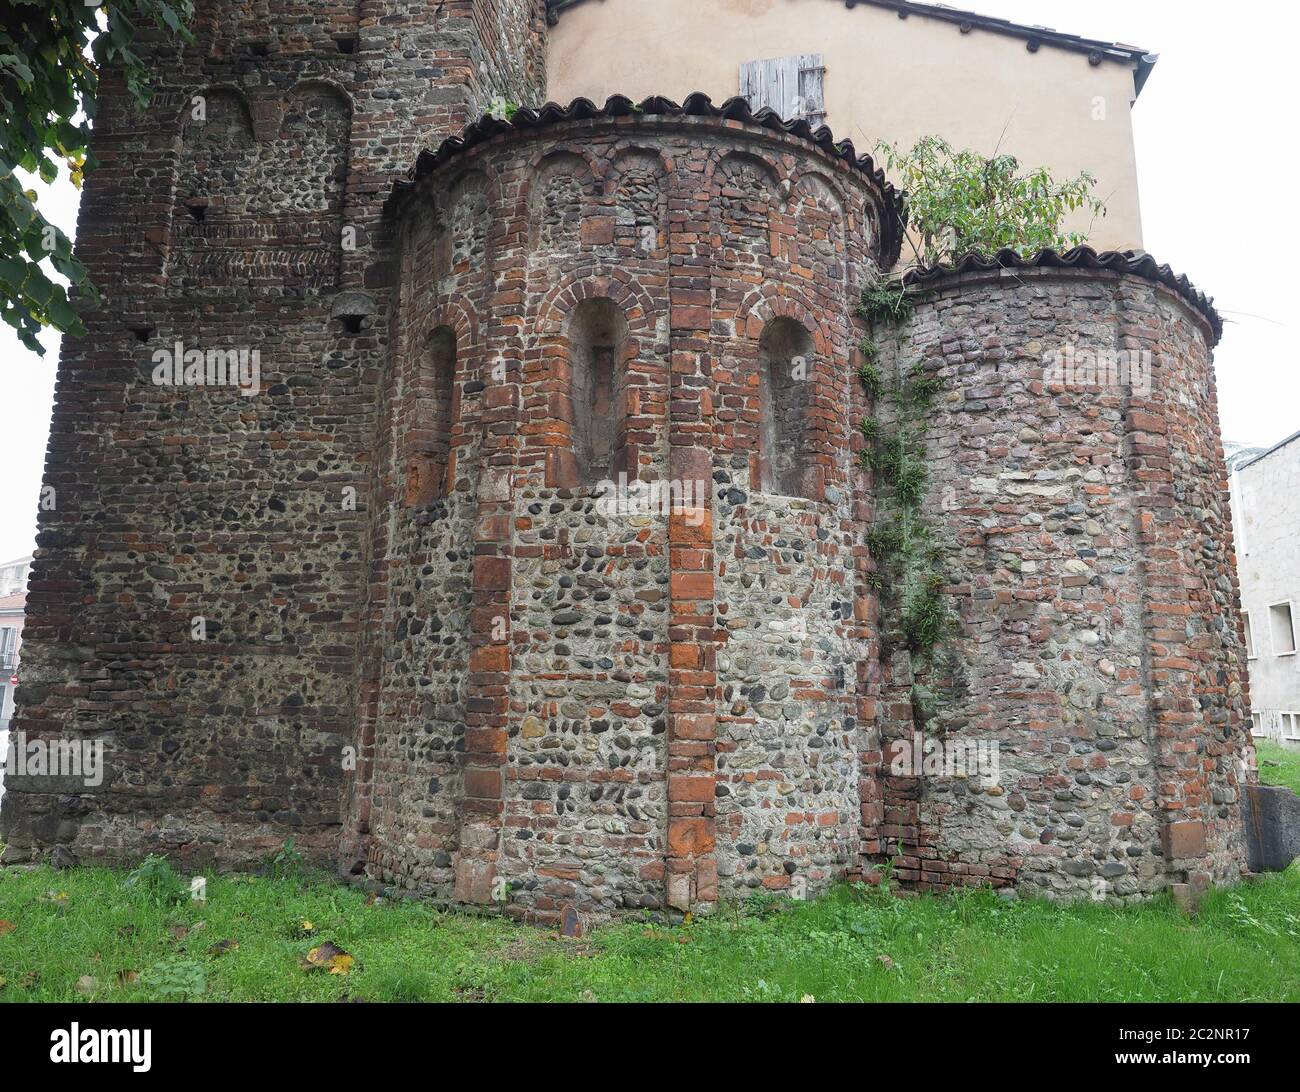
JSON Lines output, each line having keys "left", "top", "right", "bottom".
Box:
{"left": 401, "top": 294, "right": 479, "bottom": 424}
{"left": 171, "top": 84, "right": 254, "bottom": 137}
{"left": 275, "top": 81, "right": 352, "bottom": 219}
{"left": 606, "top": 143, "right": 674, "bottom": 179}
{"left": 525, "top": 147, "right": 600, "bottom": 251}
{"left": 709, "top": 149, "right": 787, "bottom": 258}
{"left": 734, "top": 288, "right": 835, "bottom": 360}
{"left": 732, "top": 290, "right": 846, "bottom": 504}
{"left": 166, "top": 86, "right": 259, "bottom": 282}
{"left": 531, "top": 271, "right": 664, "bottom": 489}
{"left": 398, "top": 299, "right": 481, "bottom": 509}
{"left": 437, "top": 168, "right": 494, "bottom": 280}
{"left": 440, "top": 165, "right": 496, "bottom": 203}
{"left": 702, "top": 146, "right": 790, "bottom": 193}
{"left": 285, "top": 78, "right": 354, "bottom": 115}
{"left": 521, "top": 141, "right": 602, "bottom": 181}
{"left": 166, "top": 81, "right": 350, "bottom": 292}
{"left": 415, "top": 298, "right": 480, "bottom": 367}
{"left": 790, "top": 168, "right": 852, "bottom": 303}
{"left": 605, "top": 146, "right": 671, "bottom": 253}
{"left": 534, "top": 270, "right": 659, "bottom": 339}
{"left": 790, "top": 169, "right": 848, "bottom": 219}
{"left": 864, "top": 201, "right": 879, "bottom": 243}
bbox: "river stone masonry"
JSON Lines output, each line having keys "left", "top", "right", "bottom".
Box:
{"left": 872, "top": 255, "right": 1249, "bottom": 904}
{"left": 365, "top": 99, "right": 896, "bottom": 916}
{"left": 2, "top": 2, "right": 1251, "bottom": 923}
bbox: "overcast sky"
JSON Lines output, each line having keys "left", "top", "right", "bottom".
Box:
{"left": 1, "top": 0, "right": 1296, "bottom": 564}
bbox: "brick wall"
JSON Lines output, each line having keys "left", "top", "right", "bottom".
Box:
{"left": 367, "top": 108, "right": 894, "bottom": 921}
{"left": 0, "top": 0, "right": 547, "bottom": 869}
{"left": 2, "top": 1, "right": 1249, "bottom": 915}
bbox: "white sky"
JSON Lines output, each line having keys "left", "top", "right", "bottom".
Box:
{"left": 1, "top": 0, "right": 1296, "bottom": 563}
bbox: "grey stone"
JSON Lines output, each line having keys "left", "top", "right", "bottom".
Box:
{"left": 1241, "top": 783, "right": 1300, "bottom": 873}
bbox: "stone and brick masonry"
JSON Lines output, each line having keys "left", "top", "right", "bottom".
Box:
{"left": 0, "top": 1, "right": 1253, "bottom": 922}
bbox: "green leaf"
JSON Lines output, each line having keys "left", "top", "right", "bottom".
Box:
{"left": 0, "top": 53, "right": 34, "bottom": 84}
{"left": 46, "top": 297, "right": 80, "bottom": 330}
{"left": 878, "top": 134, "right": 1108, "bottom": 264}
{"left": 0, "top": 256, "right": 26, "bottom": 288}
{"left": 0, "top": 0, "right": 195, "bottom": 359}
{"left": 22, "top": 271, "right": 55, "bottom": 307}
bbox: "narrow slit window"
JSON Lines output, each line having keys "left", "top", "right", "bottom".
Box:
{"left": 758, "top": 317, "right": 815, "bottom": 497}
{"left": 568, "top": 298, "right": 628, "bottom": 486}
{"left": 405, "top": 326, "right": 456, "bottom": 506}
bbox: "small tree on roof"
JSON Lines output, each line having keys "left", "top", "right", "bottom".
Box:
{"left": 877, "top": 134, "right": 1108, "bottom": 266}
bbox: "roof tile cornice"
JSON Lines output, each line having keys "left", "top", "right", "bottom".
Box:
{"left": 903, "top": 246, "right": 1223, "bottom": 344}
{"left": 388, "top": 92, "right": 907, "bottom": 265}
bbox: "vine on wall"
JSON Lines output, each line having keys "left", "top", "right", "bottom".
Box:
{"left": 857, "top": 279, "right": 954, "bottom": 725}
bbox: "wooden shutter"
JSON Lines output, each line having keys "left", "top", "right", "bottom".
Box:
{"left": 739, "top": 54, "right": 826, "bottom": 127}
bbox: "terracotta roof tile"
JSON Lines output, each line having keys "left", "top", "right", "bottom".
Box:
{"left": 903, "top": 246, "right": 1223, "bottom": 344}
{"left": 387, "top": 92, "right": 907, "bottom": 264}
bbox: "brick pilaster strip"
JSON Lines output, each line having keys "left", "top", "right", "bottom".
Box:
{"left": 454, "top": 381, "right": 519, "bottom": 903}
{"left": 664, "top": 178, "right": 718, "bottom": 912}
{"left": 1117, "top": 281, "right": 1209, "bottom": 881}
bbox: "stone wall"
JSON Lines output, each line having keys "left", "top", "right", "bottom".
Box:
{"left": 364, "top": 102, "right": 896, "bottom": 919}
{"left": 3, "top": 2, "right": 1251, "bottom": 917}
{"left": 870, "top": 261, "right": 1251, "bottom": 901}
{"left": 0, "top": 0, "right": 547, "bottom": 869}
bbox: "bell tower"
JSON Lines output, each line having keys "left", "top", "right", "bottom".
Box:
{"left": 1, "top": 0, "right": 547, "bottom": 868}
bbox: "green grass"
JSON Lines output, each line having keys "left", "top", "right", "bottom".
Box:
{"left": 2, "top": 862, "right": 1299, "bottom": 1002}
{"left": 1257, "top": 738, "right": 1300, "bottom": 795}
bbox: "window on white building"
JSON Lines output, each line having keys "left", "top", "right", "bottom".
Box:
{"left": 1282, "top": 712, "right": 1300, "bottom": 741}
{"left": 1244, "top": 612, "right": 1255, "bottom": 658}
{"left": 1250, "top": 711, "right": 1262, "bottom": 737}
{"left": 739, "top": 54, "right": 826, "bottom": 126}
{"left": 1269, "top": 601, "right": 1296, "bottom": 656}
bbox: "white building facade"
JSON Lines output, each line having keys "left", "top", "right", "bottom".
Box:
{"left": 1230, "top": 435, "right": 1300, "bottom": 747}
{"left": 0, "top": 555, "right": 30, "bottom": 803}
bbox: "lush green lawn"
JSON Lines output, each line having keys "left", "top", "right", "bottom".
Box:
{"left": 1257, "top": 738, "right": 1300, "bottom": 796}
{"left": 1, "top": 858, "right": 1298, "bottom": 1002}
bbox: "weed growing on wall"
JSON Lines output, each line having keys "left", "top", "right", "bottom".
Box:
{"left": 857, "top": 278, "right": 953, "bottom": 722}
{"left": 873, "top": 135, "right": 1108, "bottom": 265}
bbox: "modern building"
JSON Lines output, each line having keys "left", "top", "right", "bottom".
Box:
{"left": 547, "top": 0, "right": 1155, "bottom": 251}
{"left": 1230, "top": 433, "right": 1300, "bottom": 748}
{"left": 0, "top": 554, "right": 31, "bottom": 598}
{"left": 0, "top": 555, "right": 30, "bottom": 804}
{"left": 0, "top": 587, "right": 25, "bottom": 805}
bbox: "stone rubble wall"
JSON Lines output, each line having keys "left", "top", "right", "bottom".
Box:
{"left": 872, "top": 267, "right": 1250, "bottom": 900}
{"left": 0, "top": 0, "right": 547, "bottom": 869}
{"left": 2, "top": 0, "right": 1251, "bottom": 917}
{"left": 378, "top": 114, "right": 891, "bottom": 920}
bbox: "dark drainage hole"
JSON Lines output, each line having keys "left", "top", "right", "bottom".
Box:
{"left": 335, "top": 36, "right": 357, "bottom": 55}
{"left": 130, "top": 326, "right": 155, "bottom": 343}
